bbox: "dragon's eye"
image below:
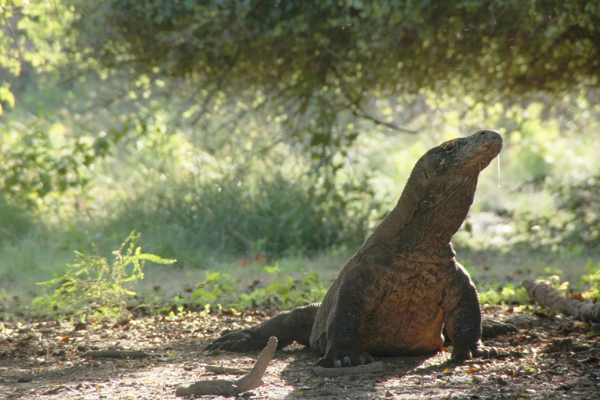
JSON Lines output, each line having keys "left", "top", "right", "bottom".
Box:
{"left": 442, "top": 142, "right": 455, "bottom": 153}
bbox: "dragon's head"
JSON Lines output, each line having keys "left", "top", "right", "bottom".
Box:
{"left": 418, "top": 130, "right": 503, "bottom": 183}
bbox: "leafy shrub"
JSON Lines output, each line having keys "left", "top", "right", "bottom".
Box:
{"left": 478, "top": 282, "right": 530, "bottom": 306}
{"left": 556, "top": 175, "right": 600, "bottom": 246}
{"left": 103, "top": 170, "right": 375, "bottom": 259}
{"left": 34, "top": 231, "right": 175, "bottom": 320}
{"left": 0, "top": 195, "right": 34, "bottom": 244}
{"left": 580, "top": 258, "right": 600, "bottom": 301}
{"left": 504, "top": 173, "right": 600, "bottom": 249}
{"left": 0, "top": 125, "right": 110, "bottom": 210}
{"left": 188, "top": 264, "right": 329, "bottom": 312}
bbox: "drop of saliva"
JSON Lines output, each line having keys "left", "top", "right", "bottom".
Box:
{"left": 497, "top": 154, "right": 501, "bottom": 188}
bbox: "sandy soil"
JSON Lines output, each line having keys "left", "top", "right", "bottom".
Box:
{"left": 1, "top": 306, "right": 599, "bottom": 399}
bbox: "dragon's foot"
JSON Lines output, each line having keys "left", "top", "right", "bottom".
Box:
{"left": 315, "top": 349, "right": 374, "bottom": 368}
{"left": 481, "top": 318, "right": 517, "bottom": 338}
{"left": 451, "top": 343, "right": 499, "bottom": 363}
{"left": 205, "top": 330, "right": 265, "bottom": 352}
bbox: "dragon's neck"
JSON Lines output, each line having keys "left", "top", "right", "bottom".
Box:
{"left": 364, "top": 173, "right": 478, "bottom": 263}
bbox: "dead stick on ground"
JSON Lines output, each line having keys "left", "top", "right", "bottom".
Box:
{"left": 523, "top": 279, "right": 600, "bottom": 323}
{"left": 313, "top": 361, "right": 385, "bottom": 377}
{"left": 175, "top": 336, "right": 278, "bottom": 398}
{"left": 86, "top": 349, "right": 149, "bottom": 359}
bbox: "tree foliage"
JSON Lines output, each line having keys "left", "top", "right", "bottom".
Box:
{"left": 62, "top": 0, "right": 600, "bottom": 156}
{"left": 0, "top": 125, "right": 113, "bottom": 209}
{"left": 4, "top": 1, "right": 600, "bottom": 150}
{"left": 75, "top": 0, "right": 600, "bottom": 94}
{"left": 2, "top": 0, "right": 600, "bottom": 208}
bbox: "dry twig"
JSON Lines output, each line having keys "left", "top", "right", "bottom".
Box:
{"left": 175, "top": 336, "right": 278, "bottom": 397}
{"left": 86, "top": 349, "right": 149, "bottom": 359}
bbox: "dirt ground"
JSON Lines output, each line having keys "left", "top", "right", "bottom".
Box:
{"left": 1, "top": 306, "right": 599, "bottom": 399}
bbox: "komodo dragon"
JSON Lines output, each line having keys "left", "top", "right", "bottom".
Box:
{"left": 207, "top": 129, "right": 514, "bottom": 368}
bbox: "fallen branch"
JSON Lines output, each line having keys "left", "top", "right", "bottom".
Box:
{"left": 175, "top": 336, "right": 278, "bottom": 398}
{"left": 86, "top": 349, "right": 149, "bottom": 359}
{"left": 523, "top": 279, "right": 600, "bottom": 322}
{"left": 313, "top": 361, "right": 385, "bottom": 377}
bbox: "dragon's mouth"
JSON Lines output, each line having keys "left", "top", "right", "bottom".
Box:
{"left": 469, "top": 131, "right": 502, "bottom": 169}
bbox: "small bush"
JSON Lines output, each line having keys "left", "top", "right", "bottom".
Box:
{"left": 478, "top": 282, "right": 530, "bottom": 306}
{"left": 0, "top": 196, "right": 34, "bottom": 244}
{"left": 0, "top": 124, "right": 110, "bottom": 211}
{"left": 580, "top": 258, "right": 600, "bottom": 301}
{"left": 101, "top": 170, "right": 375, "bottom": 260}
{"left": 34, "top": 231, "right": 175, "bottom": 320}
{"left": 557, "top": 175, "right": 600, "bottom": 246}
{"left": 187, "top": 264, "right": 329, "bottom": 312}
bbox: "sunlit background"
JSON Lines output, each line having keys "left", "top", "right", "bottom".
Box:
{"left": 1, "top": 1, "right": 599, "bottom": 313}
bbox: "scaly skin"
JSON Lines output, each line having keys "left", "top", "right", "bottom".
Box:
{"left": 206, "top": 130, "right": 512, "bottom": 368}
